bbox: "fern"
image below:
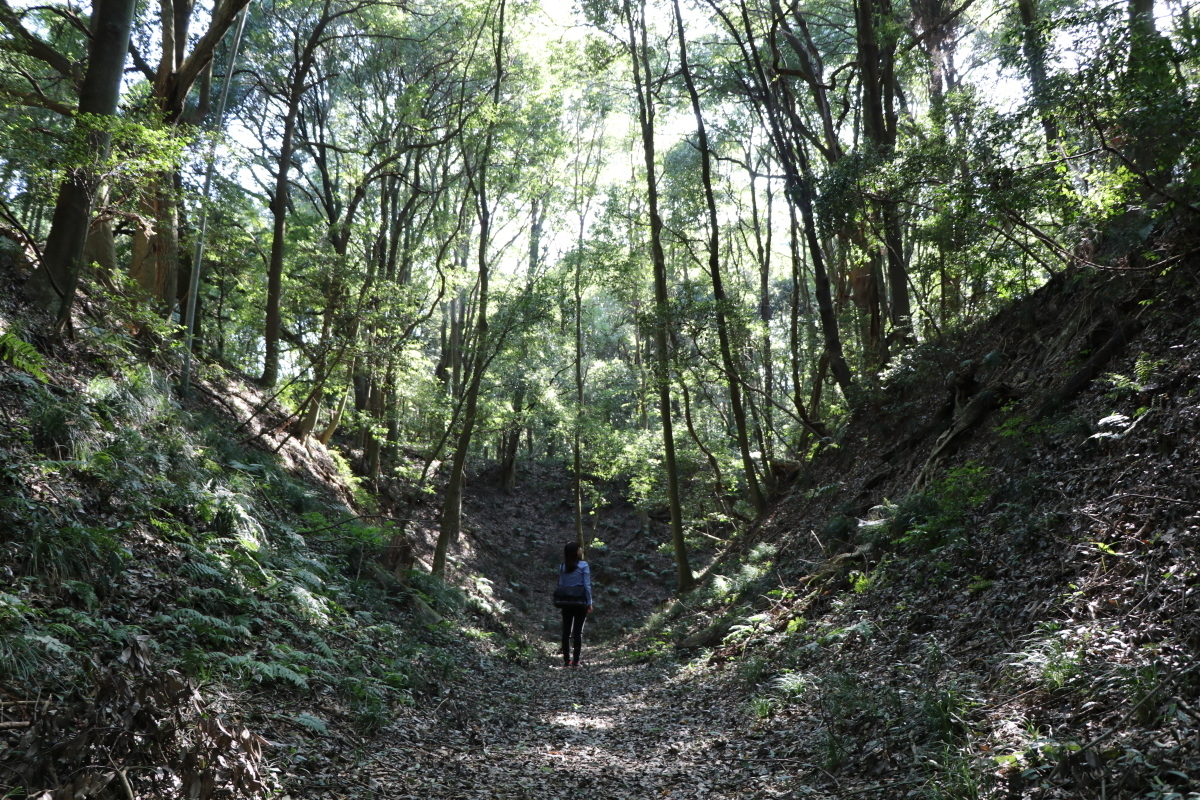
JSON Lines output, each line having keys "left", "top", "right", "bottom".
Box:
{"left": 275, "top": 644, "right": 339, "bottom": 673}
{"left": 154, "top": 607, "right": 251, "bottom": 646}
{"left": 0, "top": 331, "right": 47, "bottom": 381}
{"left": 212, "top": 653, "right": 308, "bottom": 689}
{"left": 180, "top": 560, "right": 226, "bottom": 583}
{"left": 292, "top": 568, "right": 326, "bottom": 591}
{"left": 44, "top": 622, "right": 81, "bottom": 641}
{"left": 290, "top": 712, "right": 327, "bottom": 734}
{"left": 310, "top": 636, "right": 336, "bottom": 660}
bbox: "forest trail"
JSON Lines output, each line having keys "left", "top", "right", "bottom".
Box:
{"left": 310, "top": 644, "right": 805, "bottom": 800}
{"left": 355, "top": 467, "right": 791, "bottom": 800}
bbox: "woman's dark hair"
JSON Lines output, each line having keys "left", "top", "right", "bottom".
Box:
{"left": 563, "top": 542, "right": 581, "bottom": 573}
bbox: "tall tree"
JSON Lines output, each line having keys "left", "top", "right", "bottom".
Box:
{"left": 565, "top": 86, "right": 608, "bottom": 550}
{"left": 708, "top": 0, "right": 854, "bottom": 399}
{"left": 855, "top": 0, "right": 911, "bottom": 338}
{"left": 250, "top": 0, "right": 374, "bottom": 386}
{"left": 1014, "top": 0, "right": 1057, "bottom": 146}
{"left": 621, "top": 0, "right": 694, "bottom": 592}
{"left": 13, "top": 0, "right": 136, "bottom": 319}
{"left": 433, "top": 0, "right": 508, "bottom": 578}
{"left": 672, "top": 0, "right": 765, "bottom": 515}
{"left": 126, "top": 0, "right": 253, "bottom": 310}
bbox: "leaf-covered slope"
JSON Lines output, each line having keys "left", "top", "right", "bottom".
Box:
{"left": 661, "top": 260, "right": 1200, "bottom": 798}
{"left": 0, "top": 283, "right": 522, "bottom": 799}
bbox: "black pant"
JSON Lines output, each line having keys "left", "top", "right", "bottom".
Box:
{"left": 561, "top": 606, "right": 587, "bottom": 663}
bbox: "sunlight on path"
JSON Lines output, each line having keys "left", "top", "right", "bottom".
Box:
{"left": 337, "top": 646, "right": 827, "bottom": 800}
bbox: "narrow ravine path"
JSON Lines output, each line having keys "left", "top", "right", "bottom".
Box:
{"left": 283, "top": 465, "right": 819, "bottom": 799}
{"left": 303, "top": 643, "right": 814, "bottom": 800}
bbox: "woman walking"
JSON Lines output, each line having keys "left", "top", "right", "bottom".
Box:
{"left": 555, "top": 542, "right": 592, "bottom": 668}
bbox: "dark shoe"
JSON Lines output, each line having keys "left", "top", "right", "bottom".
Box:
{"left": 570, "top": 661, "right": 581, "bottom": 668}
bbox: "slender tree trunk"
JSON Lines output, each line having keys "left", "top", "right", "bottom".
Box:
{"left": 317, "top": 380, "right": 350, "bottom": 446}
{"left": 570, "top": 104, "right": 605, "bottom": 552}
{"left": 433, "top": 262, "right": 489, "bottom": 575}
{"left": 433, "top": 0, "right": 506, "bottom": 579}
{"left": 718, "top": 0, "right": 854, "bottom": 399}
{"left": 855, "top": 0, "right": 910, "bottom": 333}
{"left": 756, "top": 171, "right": 776, "bottom": 491}
{"left": 680, "top": 380, "right": 731, "bottom": 519}
{"left": 261, "top": 97, "right": 301, "bottom": 387}
{"left": 626, "top": 0, "right": 693, "bottom": 592}
{"left": 450, "top": 294, "right": 463, "bottom": 395}
{"left": 573, "top": 218, "right": 586, "bottom": 549}
{"left": 367, "top": 378, "right": 384, "bottom": 480}
{"left": 23, "top": 0, "right": 137, "bottom": 318}
{"left": 788, "top": 202, "right": 805, "bottom": 423}
{"left": 674, "top": 0, "right": 765, "bottom": 516}
{"left": 1125, "top": 0, "right": 1174, "bottom": 177}
{"left": 258, "top": 3, "right": 341, "bottom": 386}
{"left": 499, "top": 386, "right": 524, "bottom": 491}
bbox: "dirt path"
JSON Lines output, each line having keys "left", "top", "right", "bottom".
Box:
{"left": 299, "top": 643, "right": 817, "bottom": 800}
{"left": 286, "top": 465, "right": 817, "bottom": 799}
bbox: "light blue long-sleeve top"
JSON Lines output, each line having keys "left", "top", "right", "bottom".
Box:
{"left": 557, "top": 561, "right": 592, "bottom": 606}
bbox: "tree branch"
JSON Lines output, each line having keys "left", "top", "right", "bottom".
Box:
{"left": 128, "top": 42, "right": 157, "bottom": 82}
{"left": 0, "top": 82, "right": 74, "bottom": 116}
{"left": 0, "top": 0, "right": 79, "bottom": 81}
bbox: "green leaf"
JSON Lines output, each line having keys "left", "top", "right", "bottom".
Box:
{"left": 0, "top": 331, "right": 47, "bottom": 381}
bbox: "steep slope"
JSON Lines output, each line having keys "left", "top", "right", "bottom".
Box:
{"left": 659, "top": 259, "right": 1200, "bottom": 797}
{"left": 0, "top": 267, "right": 531, "bottom": 800}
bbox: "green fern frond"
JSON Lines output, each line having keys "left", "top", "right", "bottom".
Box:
{"left": 0, "top": 331, "right": 47, "bottom": 381}
{"left": 251, "top": 659, "right": 308, "bottom": 688}
{"left": 157, "top": 607, "right": 250, "bottom": 642}
{"left": 211, "top": 652, "right": 308, "bottom": 689}
{"left": 292, "top": 568, "right": 326, "bottom": 591}
{"left": 180, "top": 561, "right": 226, "bottom": 582}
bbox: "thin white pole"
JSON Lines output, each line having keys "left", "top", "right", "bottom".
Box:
{"left": 181, "top": 5, "right": 251, "bottom": 396}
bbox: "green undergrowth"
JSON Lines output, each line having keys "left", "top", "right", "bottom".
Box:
{"left": 646, "top": 459, "right": 1017, "bottom": 795}
{"left": 652, "top": 433, "right": 1043, "bottom": 785}
{"left": 0, "top": 355, "right": 517, "bottom": 747}
{"left": 655, "top": 296, "right": 1200, "bottom": 797}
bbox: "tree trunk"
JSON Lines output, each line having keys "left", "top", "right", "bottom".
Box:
{"left": 851, "top": 247, "right": 884, "bottom": 367}
{"left": 722, "top": 0, "right": 854, "bottom": 400}
{"left": 126, "top": 0, "right": 249, "bottom": 317}
{"left": 788, "top": 204, "right": 804, "bottom": 414}
{"left": 261, "top": 98, "right": 301, "bottom": 387}
{"left": 317, "top": 383, "right": 349, "bottom": 445}
{"left": 855, "top": 0, "right": 909, "bottom": 333}
{"left": 626, "top": 0, "right": 693, "bottom": 592}
{"left": 757, "top": 177, "right": 776, "bottom": 491}
{"left": 1012, "top": 0, "right": 1060, "bottom": 146}
{"left": 499, "top": 386, "right": 524, "bottom": 491}
{"left": 433, "top": 0, "right": 506, "bottom": 579}
{"left": 573, "top": 216, "right": 586, "bottom": 550}
{"left": 366, "top": 379, "right": 383, "bottom": 480}
{"left": 82, "top": 189, "right": 117, "bottom": 289}
{"left": 674, "top": 0, "right": 764, "bottom": 516}
{"left": 129, "top": 179, "right": 180, "bottom": 310}
{"left": 23, "top": 0, "right": 137, "bottom": 318}
{"left": 680, "top": 380, "right": 732, "bottom": 520}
